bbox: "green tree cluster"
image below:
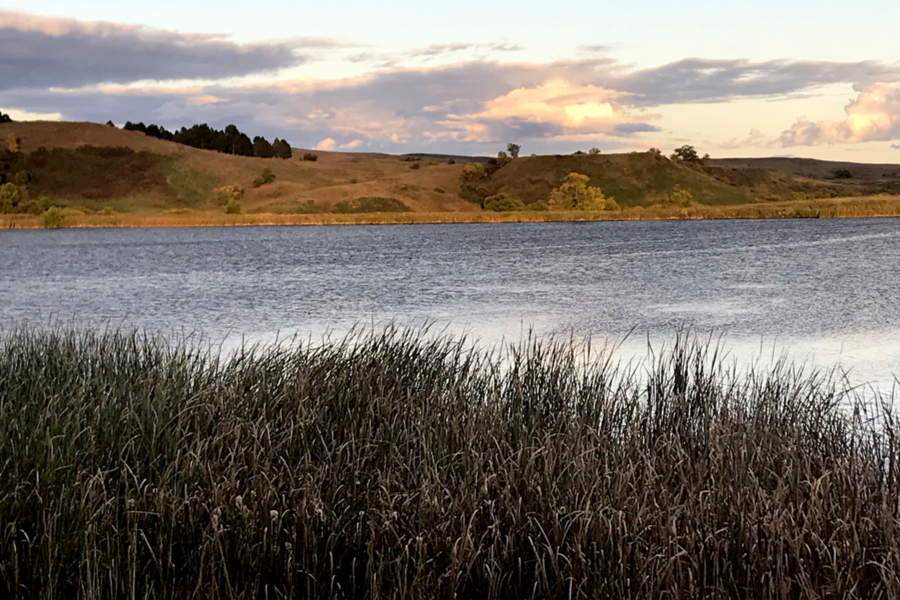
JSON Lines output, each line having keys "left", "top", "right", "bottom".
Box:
{"left": 123, "top": 121, "right": 291, "bottom": 159}
{"left": 548, "top": 173, "right": 618, "bottom": 211}
{"left": 0, "top": 112, "right": 12, "bottom": 124}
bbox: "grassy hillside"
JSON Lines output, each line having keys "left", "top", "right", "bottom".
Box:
{"left": 480, "top": 152, "right": 754, "bottom": 207}
{"left": 2, "top": 121, "right": 900, "bottom": 219}
{"left": 0, "top": 121, "right": 476, "bottom": 214}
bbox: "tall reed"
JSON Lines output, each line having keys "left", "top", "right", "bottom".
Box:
{"left": 0, "top": 326, "right": 897, "bottom": 599}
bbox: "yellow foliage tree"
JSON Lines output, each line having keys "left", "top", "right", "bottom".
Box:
{"left": 548, "top": 172, "right": 617, "bottom": 211}
{"left": 7, "top": 132, "right": 19, "bottom": 153}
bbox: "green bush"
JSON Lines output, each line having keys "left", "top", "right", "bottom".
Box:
{"left": 0, "top": 182, "right": 22, "bottom": 213}
{"left": 483, "top": 192, "right": 526, "bottom": 212}
{"left": 302, "top": 153, "right": 318, "bottom": 162}
{"left": 41, "top": 206, "right": 65, "bottom": 228}
{"left": 224, "top": 198, "right": 242, "bottom": 214}
{"left": 252, "top": 168, "right": 276, "bottom": 188}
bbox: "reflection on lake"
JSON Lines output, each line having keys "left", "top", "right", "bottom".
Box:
{"left": 1, "top": 219, "right": 898, "bottom": 389}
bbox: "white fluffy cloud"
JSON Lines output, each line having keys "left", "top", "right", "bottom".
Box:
{"left": 780, "top": 84, "right": 900, "bottom": 146}
{"left": 313, "top": 137, "right": 336, "bottom": 151}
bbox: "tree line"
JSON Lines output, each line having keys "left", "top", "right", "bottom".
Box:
{"left": 123, "top": 122, "right": 292, "bottom": 159}
{"left": 0, "top": 112, "right": 12, "bottom": 124}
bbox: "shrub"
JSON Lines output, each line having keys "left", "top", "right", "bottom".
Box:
{"left": 302, "top": 153, "right": 318, "bottom": 162}
{"left": 41, "top": 206, "right": 65, "bottom": 228}
{"left": 213, "top": 184, "right": 244, "bottom": 205}
{"left": 410, "top": 163, "right": 420, "bottom": 170}
{"left": 448, "top": 159, "right": 456, "bottom": 165}
{"left": 252, "top": 168, "right": 276, "bottom": 188}
{"left": 224, "top": 198, "right": 242, "bottom": 214}
{"left": 483, "top": 192, "right": 526, "bottom": 212}
{"left": 669, "top": 187, "right": 694, "bottom": 207}
{"left": 0, "top": 182, "right": 22, "bottom": 213}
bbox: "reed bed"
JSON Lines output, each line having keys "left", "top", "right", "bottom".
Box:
{"left": 3, "top": 195, "right": 900, "bottom": 230}
{"left": 0, "top": 326, "right": 898, "bottom": 599}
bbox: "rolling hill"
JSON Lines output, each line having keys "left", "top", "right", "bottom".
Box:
{"left": 2, "top": 120, "right": 899, "bottom": 217}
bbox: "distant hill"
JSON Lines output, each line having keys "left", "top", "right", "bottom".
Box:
{"left": 1, "top": 121, "right": 899, "bottom": 216}
{"left": 706, "top": 157, "right": 900, "bottom": 199}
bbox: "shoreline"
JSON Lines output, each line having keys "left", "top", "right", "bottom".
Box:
{"left": 2, "top": 194, "right": 900, "bottom": 229}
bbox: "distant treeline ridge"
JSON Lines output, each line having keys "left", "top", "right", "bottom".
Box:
{"left": 122, "top": 122, "right": 292, "bottom": 159}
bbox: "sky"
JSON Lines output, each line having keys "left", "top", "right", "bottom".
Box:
{"left": 2, "top": 1, "right": 900, "bottom": 161}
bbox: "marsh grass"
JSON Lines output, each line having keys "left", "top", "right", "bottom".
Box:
{"left": 3, "top": 195, "right": 900, "bottom": 229}
{"left": 1, "top": 326, "right": 899, "bottom": 599}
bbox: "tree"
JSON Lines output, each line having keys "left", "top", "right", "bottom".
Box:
{"left": 6, "top": 132, "right": 19, "bottom": 153}
{"left": 0, "top": 112, "right": 12, "bottom": 124}
{"left": 671, "top": 145, "right": 700, "bottom": 163}
{"left": 507, "top": 143, "right": 521, "bottom": 158}
{"left": 253, "top": 136, "right": 276, "bottom": 158}
{"left": 548, "top": 172, "right": 617, "bottom": 211}
{"left": 588, "top": 148, "right": 601, "bottom": 156}
{"left": 272, "top": 138, "right": 293, "bottom": 159}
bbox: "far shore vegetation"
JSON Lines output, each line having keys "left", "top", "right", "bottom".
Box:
{"left": 2, "top": 119, "right": 900, "bottom": 229}
{"left": 2, "top": 194, "right": 900, "bottom": 230}
{"left": 2, "top": 325, "right": 900, "bottom": 597}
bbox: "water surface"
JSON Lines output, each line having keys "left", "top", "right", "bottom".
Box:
{"left": 1, "top": 219, "right": 898, "bottom": 388}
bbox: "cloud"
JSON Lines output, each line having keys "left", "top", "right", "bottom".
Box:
{"left": 410, "top": 43, "right": 474, "bottom": 58}
{"left": 578, "top": 45, "right": 611, "bottom": 55}
{"left": 342, "top": 139, "right": 363, "bottom": 149}
{"left": 313, "top": 137, "right": 336, "bottom": 151}
{"left": 780, "top": 84, "right": 900, "bottom": 146}
{"left": 616, "top": 58, "right": 900, "bottom": 106}
{"left": 433, "top": 80, "right": 657, "bottom": 142}
{"left": 719, "top": 127, "right": 766, "bottom": 150}
{"left": 5, "top": 27, "right": 900, "bottom": 156}
{"left": 0, "top": 9, "right": 330, "bottom": 91}
{"left": 893, "top": 144, "right": 900, "bottom": 150}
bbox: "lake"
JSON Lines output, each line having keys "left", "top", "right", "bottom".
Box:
{"left": 1, "top": 218, "right": 898, "bottom": 389}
